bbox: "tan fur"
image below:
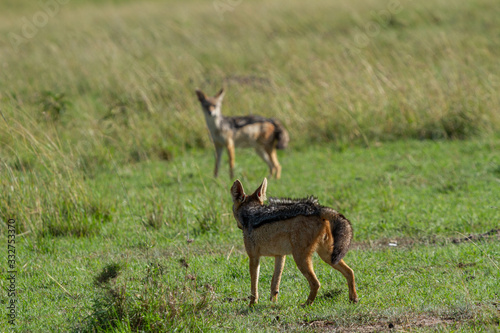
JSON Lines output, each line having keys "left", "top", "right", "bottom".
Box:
{"left": 196, "top": 88, "right": 289, "bottom": 179}
{"left": 231, "top": 178, "right": 358, "bottom": 306}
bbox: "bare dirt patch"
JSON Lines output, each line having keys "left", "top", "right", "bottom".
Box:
{"left": 304, "top": 314, "right": 460, "bottom": 332}
{"left": 351, "top": 228, "right": 499, "bottom": 251}
{"left": 451, "top": 228, "right": 500, "bottom": 244}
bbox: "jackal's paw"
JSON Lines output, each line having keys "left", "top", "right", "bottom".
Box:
{"left": 270, "top": 291, "right": 279, "bottom": 302}
{"left": 301, "top": 300, "right": 314, "bottom": 307}
{"left": 350, "top": 296, "right": 359, "bottom": 304}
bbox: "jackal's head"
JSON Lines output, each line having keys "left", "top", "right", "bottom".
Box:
{"left": 195, "top": 88, "right": 225, "bottom": 117}
{"left": 230, "top": 178, "right": 267, "bottom": 229}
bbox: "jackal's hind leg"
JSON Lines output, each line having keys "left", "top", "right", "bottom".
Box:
{"left": 270, "top": 255, "right": 286, "bottom": 302}
{"left": 317, "top": 244, "right": 358, "bottom": 303}
{"left": 269, "top": 149, "right": 281, "bottom": 179}
{"left": 333, "top": 260, "right": 358, "bottom": 303}
{"left": 292, "top": 251, "right": 320, "bottom": 305}
{"left": 255, "top": 147, "right": 277, "bottom": 179}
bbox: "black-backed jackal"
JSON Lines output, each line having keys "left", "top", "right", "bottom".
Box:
{"left": 230, "top": 178, "right": 358, "bottom": 306}
{"left": 196, "top": 88, "right": 289, "bottom": 179}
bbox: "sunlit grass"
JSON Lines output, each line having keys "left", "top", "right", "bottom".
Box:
{"left": 0, "top": 0, "right": 499, "bottom": 331}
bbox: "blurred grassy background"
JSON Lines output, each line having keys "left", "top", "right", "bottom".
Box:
{"left": 1, "top": 0, "right": 499, "bottom": 164}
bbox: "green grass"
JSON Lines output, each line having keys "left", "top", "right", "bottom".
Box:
{"left": 1, "top": 140, "right": 499, "bottom": 331}
{"left": 0, "top": 0, "right": 499, "bottom": 331}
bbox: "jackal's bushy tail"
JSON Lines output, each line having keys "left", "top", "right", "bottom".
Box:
{"left": 322, "top": 208, "right": 353, "bottom": 265}
{"left": 273, "top": 120, "right": 289, "bottom": 149}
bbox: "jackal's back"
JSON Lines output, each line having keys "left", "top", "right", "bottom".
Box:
{"left": 236, "top": 196, "right": 323, "bottom": 229}
{"left": 225, "top": 115, "right": 289, "bottom": 150}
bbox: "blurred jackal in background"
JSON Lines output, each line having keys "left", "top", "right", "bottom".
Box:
{"left": 230, "top": 178, "right": 358, "bottom": 306}
{"left": 196, "top": 88, "right": 289, "bottom": 179}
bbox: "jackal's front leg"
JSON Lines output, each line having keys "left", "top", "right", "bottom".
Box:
{"left": 214, "top": 145, "right": 223, "bottom": 178}
{"left": 270, "top": 255, "right": 286, "bottom": 302}
{"left": 249, "top": 256, "right": 260, "bottom": 306}
{"left": 226, "top": 140, "right": 235, "bottom": 179}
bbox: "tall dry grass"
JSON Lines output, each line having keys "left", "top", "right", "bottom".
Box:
{"left": 0, "top": 0, "right": 499, "bottom": 234}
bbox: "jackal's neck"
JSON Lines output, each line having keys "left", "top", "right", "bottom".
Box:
{"left": 203, "top": 111, "right": 224, "bottom": 130}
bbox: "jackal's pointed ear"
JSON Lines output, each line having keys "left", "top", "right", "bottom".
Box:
{"left": 195, "top": 89, "right": 206, "bottom": 102}
{"left": 231, "top": 179, "right": 246, "bottom": 203}
{"left": 254, "top": 178, "right": 267, "bottom": 204}
{"left": 215, "top": 88, "right": 225, "bottom": 102}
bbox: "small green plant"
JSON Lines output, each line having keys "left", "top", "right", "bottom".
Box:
{"left": 142, "top": 203, "right": 166, "bottom": 230}
{"left": 39, "top": 90, "right": 71, "bottom": 121}
{"left": 194, "top": 205, "right": 220, "bottom": 235}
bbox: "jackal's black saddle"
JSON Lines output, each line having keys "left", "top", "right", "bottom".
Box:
{"left": 238, "top": 197, "right": 323, "bottom": 229}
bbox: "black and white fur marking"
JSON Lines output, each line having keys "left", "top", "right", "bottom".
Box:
{"left": 237, "top": 196, "right": 324, "bottom": 229}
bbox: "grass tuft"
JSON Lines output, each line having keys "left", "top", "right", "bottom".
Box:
{"left": 81, "top": 262, "right": 214, "bottom": 332}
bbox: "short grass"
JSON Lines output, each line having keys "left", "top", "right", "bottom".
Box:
{"left": 0, "top": 0, "right": 499, "bottom": 331}
{"left": 1, "top": 140, "right": 499, "bottom": 332}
